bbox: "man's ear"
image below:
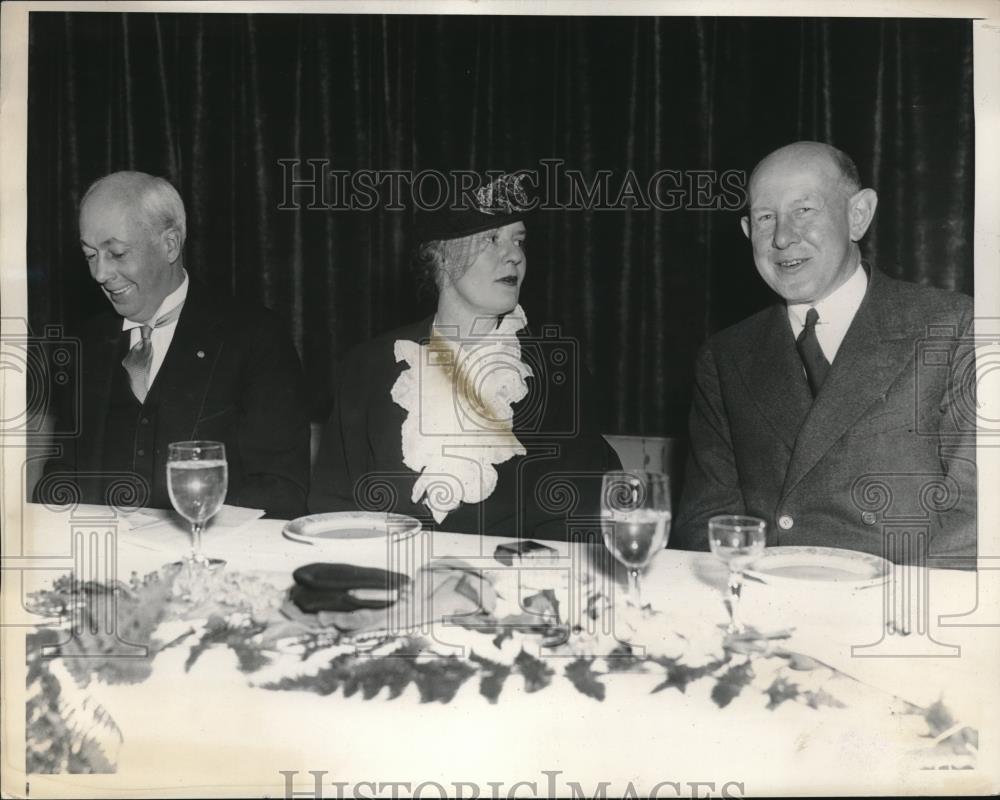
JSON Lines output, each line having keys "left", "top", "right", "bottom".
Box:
{"left": 161, "top": 227, "right": 183, "bottom": 264}
{"left": 740, "top": 215, "right": 751, "bottom": 239}
{"left": 848, "top": 188, "right": 878, "bottom": 242}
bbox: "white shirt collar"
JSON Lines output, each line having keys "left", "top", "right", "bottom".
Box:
{"left": 787, "top": 262, "right": 867, "bottom": 328}
{"left": 122, "top": 270, "right": 189, "bottom": 332}
{"left": 786, "top": 262, "right": 868, "bottom": 363}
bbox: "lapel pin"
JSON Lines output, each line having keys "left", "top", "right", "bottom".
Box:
{"left": 196, "top": 350, "right": 205, "bottom": 359}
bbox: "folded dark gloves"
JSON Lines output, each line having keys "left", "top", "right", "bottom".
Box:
{"left": 289, "top": 563, "right": 411, "bottom": 613}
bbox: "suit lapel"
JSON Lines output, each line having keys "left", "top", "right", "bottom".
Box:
{"left": 735, "top": 304, "right": 813, "bottom": 452}
{"left": 782, "top": 267, "right": 914, "bottom": 495}
{"left": 149, "top": 282, "right": 225, "bottom": 437}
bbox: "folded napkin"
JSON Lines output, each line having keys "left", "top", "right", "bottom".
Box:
{"left": 289, "top": 563, "right": 411, "bottom": 613}
{"left": 123, "top": 504, "right": 265, "bottom": 534}
{"left": 270, "top": 560, "right": 496, "bottom": 642}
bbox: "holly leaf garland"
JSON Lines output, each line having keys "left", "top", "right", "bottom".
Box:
{"left": 413, "top": 659, "right": 478, "bottom": 703}
{"left": 765, "top": 676, "right": 801, "bottom": 710}
{"left": 710, "top": 660, "right": 755, "bottom": 708}
{"left": 470, "top": 652, "right": 512, "bottom": 704}
{"left": 184, "top": 615, "right": 270, "bottom": 673}
{"left": 650, "top": 656, "right": 720, "bottom": 694}
{"left": 564, "top": 658, "right": 606, "bottom": 701}
{"left": 802, "top": 688, "right": 847, "bottom": 710}
{"left": 25, "top": 562, "right": 975, "bottom": 763}
{"left": 342, "top": 657, "right": 416, "bottom": 700}
{"left": 514, "top": 649, "right": 555, "bottom": 693}
{"left": 262, "top": 653, "right": 355, "bottom": 696}
{"left": 605, "top": 643, "right": 644, "bottom": 673}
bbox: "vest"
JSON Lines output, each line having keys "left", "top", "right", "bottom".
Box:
{"left": 100, "top": 335, "right": 164, "bottom": 506}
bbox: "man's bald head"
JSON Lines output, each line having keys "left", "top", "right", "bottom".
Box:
{"left": 748, "top": 142, "right": 862, "bottom": 204}
{"left": 740, "top": 141, "right": 878, "bottom": 305}
{"left": 80, "top": 171, "right": 187, "bottom": 248}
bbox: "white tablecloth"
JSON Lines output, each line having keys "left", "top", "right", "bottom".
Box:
{"left": 4, "top": 503, "right": 999, "bottom": 797}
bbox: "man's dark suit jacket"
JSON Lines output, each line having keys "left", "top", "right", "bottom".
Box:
{"left": 308, "top": 315, "right": 620, "bottom": 540}
{"left": 672, "top": 266, "right": 976, "bottom": 567}
{"left": 35, "top": 281, "right": 311, "bottom": 519}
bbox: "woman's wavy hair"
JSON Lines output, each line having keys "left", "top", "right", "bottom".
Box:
{"left": 411, "top": 233, "right": 492, "bottom": 300}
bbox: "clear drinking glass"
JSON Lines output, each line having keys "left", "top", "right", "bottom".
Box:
{"left": 600, "top": 470, "right": 672, "bottom": 611}
{"left": 707, "top": 515, "right": 767, "bottom": 634}
{"left": 166, "top": 440, "right": 228, "bottom": 569}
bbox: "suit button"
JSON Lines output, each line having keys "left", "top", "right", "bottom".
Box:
{"left": 140, "top": 417, "right": 149, "bottom": 425}
{"left": 136, "top": 449, "right": 145, "bottom": 457}
{"left": 862, "top": 511, "right": 877, "bottom": 525}
{"left": 778, "top": 514, "right": 794, "bottom": 530}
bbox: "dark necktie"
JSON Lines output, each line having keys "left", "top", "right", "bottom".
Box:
{"left": 796, "top": 307, "right": 830, "bottom": 397}
{"left": 121, "top": 303, "right": 184, "bottom": 403}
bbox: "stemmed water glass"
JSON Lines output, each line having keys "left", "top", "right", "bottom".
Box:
{"left": 707, "top": 515, "right": 767, "bottom": 634}
{"left": 166, "top": 441, "right": 228, "bottom": 569}
{"left": 600, "top": 471, "right": 672, "bottom": 614}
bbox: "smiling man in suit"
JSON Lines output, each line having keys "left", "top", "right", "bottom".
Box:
{"left": 36, "top": 171, "right": 310, "bottom": 519}
{"left": 672, "top": 142, "right": 976, "bottom": 567}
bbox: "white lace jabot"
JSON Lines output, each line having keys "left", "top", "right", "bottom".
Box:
{"left": 391, "top": 305, "right": 533, "bottom": 523}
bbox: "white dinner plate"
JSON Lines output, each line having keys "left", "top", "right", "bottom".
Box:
{"left": 282, "top": 512, "right": 422, "bottom": 544}
{"left": 745, "top": 545, "right": 890, "bottom": 589}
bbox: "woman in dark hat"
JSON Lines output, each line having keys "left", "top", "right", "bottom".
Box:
{"left": 308, "top": 173, "right": 619, "bottom": 539}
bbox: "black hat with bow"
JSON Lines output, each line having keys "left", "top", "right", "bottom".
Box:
{"left": 415, "top": 172, "right": 534, "bottom": 242}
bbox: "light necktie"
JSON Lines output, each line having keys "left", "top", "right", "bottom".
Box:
{"left": 795, "top": 307, "right": 830, "bottom": 398}
{"left": 121, "top": 303, "right": 184, "bottom": 403}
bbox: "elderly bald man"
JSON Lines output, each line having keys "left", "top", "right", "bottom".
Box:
{"left": 37, "top": 171, "right": 310, "bottom": 519}
{"left": 672, "top": 142, "right": 976, "bottom": 568}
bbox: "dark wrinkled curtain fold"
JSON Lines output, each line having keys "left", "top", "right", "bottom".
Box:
{"left": 27, "top": 13, "right": 974, "bottom": 436}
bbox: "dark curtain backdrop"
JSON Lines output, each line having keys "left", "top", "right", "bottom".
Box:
{"left": 26, "top": 13, "right": 974, "bottom": 435}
